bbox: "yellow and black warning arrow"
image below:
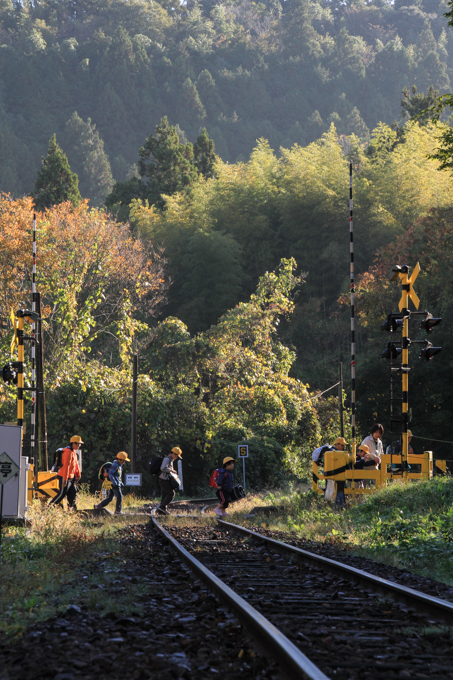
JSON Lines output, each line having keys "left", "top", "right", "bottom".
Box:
{"left": 10, "top": 308, "right": 18, "bottom": 356}
{"left": 399, "top": 262, "right": 420, "bottom": 311}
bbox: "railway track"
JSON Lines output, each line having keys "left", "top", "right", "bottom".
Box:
{"left": 151, "top": 503, "right": 453, "bottom": 680}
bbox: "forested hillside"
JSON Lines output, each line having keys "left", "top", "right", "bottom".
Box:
{"left": 1, "top": 0, "right": 452, "bottom": 202}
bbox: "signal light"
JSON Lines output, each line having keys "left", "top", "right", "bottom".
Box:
{"left": 2, "top": 362, "right": 17, "bottom": 384}
{"left": 419, "top": 341, "right": 441, "bottom": 361}
{"left": 386, "top": 265, "right": 404, "bottom": 282}
{"left": 381, "top": 312, "right": 409, "bottom": 332}
{"left": 382, "top": 342, "right": 402, "bottom": 360}
{"left": 420, "top": 312, "right": 441, "bottom": 333}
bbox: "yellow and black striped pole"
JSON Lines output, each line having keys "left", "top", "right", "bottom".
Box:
{"left": 398, "top": 263, "right": 420, "bottom": 482}
{"left": 16, "top": 313, "right": 24, "bottom": 427}
{"left": 399, "top": 268, "right": 409, "bottom": 482}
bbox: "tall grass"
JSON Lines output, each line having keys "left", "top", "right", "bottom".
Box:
{"left": 0, "top": 489, "right": 147, "bottom": 637}
{"left": 239, "top": 478, "right": 453, "bottom": 585}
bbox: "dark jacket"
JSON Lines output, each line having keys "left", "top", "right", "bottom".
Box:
{"left": 217, "top": 468, "right": 234, "bottom": 492}
{"left": 355, "top": 455, "right": 376, "bottom": 470}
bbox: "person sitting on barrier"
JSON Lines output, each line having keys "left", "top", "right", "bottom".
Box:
{"left": 156, "top": 447, "right": 182, "bottom": 514}
{"left": 214, "top": 457, "right": 235, "bottom": 517}
{"left": 312, "top": 443, "right": 335, "bottom": 466}
{"left": 49, "top": 435, "right": 82, "bottom": 510}
{"left": 334, "top": 437, "right": 347, "bottom": 451}
{"left": 387, "top": 430, "right": 415, "bottom": 474}
{"left": 94, "top": 451, "right": 130, "bottom": 515}
{"left": 360, "top": 424, "right": 384, "bottom": 468}
{"left": 354, "top": 444, "right": 377, "bottom": 469}
{"left": 354, "top": 443, "right": 381, "bottom": 489}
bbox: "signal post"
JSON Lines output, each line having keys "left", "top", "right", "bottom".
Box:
{"left": 398, "top": 265, "right": 420, "bottom": 481}
{"left": 383, "top": 263, "right": 441, "bottom": 481}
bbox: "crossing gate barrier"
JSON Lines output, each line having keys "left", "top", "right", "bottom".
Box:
{"left": 28, "top": 466, "right": 60, "bottom": 502}
{"left": 313, "top": 450, "right": 446, "bottom": 497}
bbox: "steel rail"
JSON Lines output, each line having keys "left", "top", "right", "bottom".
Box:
{"left": 170, "top": 497, "right": 217, "bottom": 505}
{"left": 150, "top": 510, "right": 330, "bottom": 680}
{"left": 217, "top": 519, "right": 453, "bottom": 624}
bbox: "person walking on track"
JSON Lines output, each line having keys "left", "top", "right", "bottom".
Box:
{"left": 214, "top": 457, "right": 235, "bottom": 516}
{"left": 49, "top": 435, "right": 82, "bottom": 510}
{"left": 157, "top": 447, "right": 182, "bottom": 514}
{"left": 94, "top": 451, "right": 130, "bottom": 515}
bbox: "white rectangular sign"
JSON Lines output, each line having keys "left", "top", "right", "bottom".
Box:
{"left": 125, "top": 473, "right": 142, "bottom": 486}
{"left": 0, "top": 425, "right": 22, "bottom": 516}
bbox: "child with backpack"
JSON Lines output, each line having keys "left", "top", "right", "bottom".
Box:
{"left": 94, "top": 451, "right": 130, "bottom": 515}
{"left": 49, "top": 435, "right": 82, "bottom": 510}
{"left": 214, "top": 457, "right": 235, "bottom": 516}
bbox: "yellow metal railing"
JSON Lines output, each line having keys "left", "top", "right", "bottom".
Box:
{"left": 313, "top": 451, "right": 446, "bottom": 498}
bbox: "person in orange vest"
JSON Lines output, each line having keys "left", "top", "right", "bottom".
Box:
{"left": 49, "top": 435, "right": 82, "bottom": 510}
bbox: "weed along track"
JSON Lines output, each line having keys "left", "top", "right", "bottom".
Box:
{"left": 156, "top": 514, "right": 453, "bottom": 680}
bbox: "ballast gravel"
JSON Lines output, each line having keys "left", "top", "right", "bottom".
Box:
{"left": 0, "top": 521, "right": 279, "bottom": 680}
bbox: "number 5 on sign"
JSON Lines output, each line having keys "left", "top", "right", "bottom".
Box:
{"left": 238, "top": 445, "right": 248, "bottom": 490}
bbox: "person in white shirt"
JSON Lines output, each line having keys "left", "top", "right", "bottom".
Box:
{"left": 360, "top": 423, "right": 384, "bottom": 468}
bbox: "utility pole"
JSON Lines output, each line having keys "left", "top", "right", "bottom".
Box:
{"left": 349, "top": 162, "right": 356, "bottom": 491}
{"left": 36, "top": 292, "right": 48, "bottom": 471}
{"left": 31, "top": 213, "right": 37, "bottom": 473}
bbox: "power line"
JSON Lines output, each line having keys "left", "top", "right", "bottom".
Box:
{"left": 301, "top": 382, "right": 341, "bottom": 406}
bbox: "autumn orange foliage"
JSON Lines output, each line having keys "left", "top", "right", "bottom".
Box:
{"left": 0, "top": 194, "right": 167, "bottom": 364}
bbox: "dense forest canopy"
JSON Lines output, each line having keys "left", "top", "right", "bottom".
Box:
{"left": 2, "top": 0, "right": 453, "bottom": 488}
{"left": 1, "top": 0, "right": 453, "bottom": 202}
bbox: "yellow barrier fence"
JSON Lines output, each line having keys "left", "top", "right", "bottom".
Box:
{"left": 313, "top": 451, "right": 446, "bottom": 498}
{"left": 28, "top": 466, "right": 61, "bottom": 502}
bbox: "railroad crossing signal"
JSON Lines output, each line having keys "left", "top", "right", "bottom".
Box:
{"left": 382, "top": 342, "right": 401, "bottom": 360}
{"left": 10, "top": 308, "right": 17, "bottom": 355}
{"left": 381, "top": 312, "right": 410, "bottom": 333}
{"left": 399, "top": 262, "right": 420, "bottom": 311}
{"left": 382, "top": 262, "right": 443, "bottom": 482}
{"left": 420, "top": 312, "right": 442, "bottom": 333}
{"left": 2, "top": 362, "right": 18, "bottom": 385}
{"left": 419, "top": 341, "right": 442, "bottom": 361}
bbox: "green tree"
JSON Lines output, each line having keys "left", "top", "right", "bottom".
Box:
{"left": 177, "top": 77, "right": 206, "bottom": 123}
{"left": 33, "top": 134, "right": 81, "bottom": 211}
{"left": 105, "top": 175, "right": 146, "bottom": 222}
{"left": 63, "top": 112, "right": 114, "bottom": 207}
{"left": 401, "top": 85, "right": 439, "bottom": 124}
{"left": 137, "top": 116, "right": 199, "bottom": 208}
{"left": 177, "top": 230, "right": 247, "bottom": 331}
{"left": 106, "top": 117, "right": 218, "bottom": 217}
{"left": 193, "top": 127, "right": 217, "bottom": 179}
